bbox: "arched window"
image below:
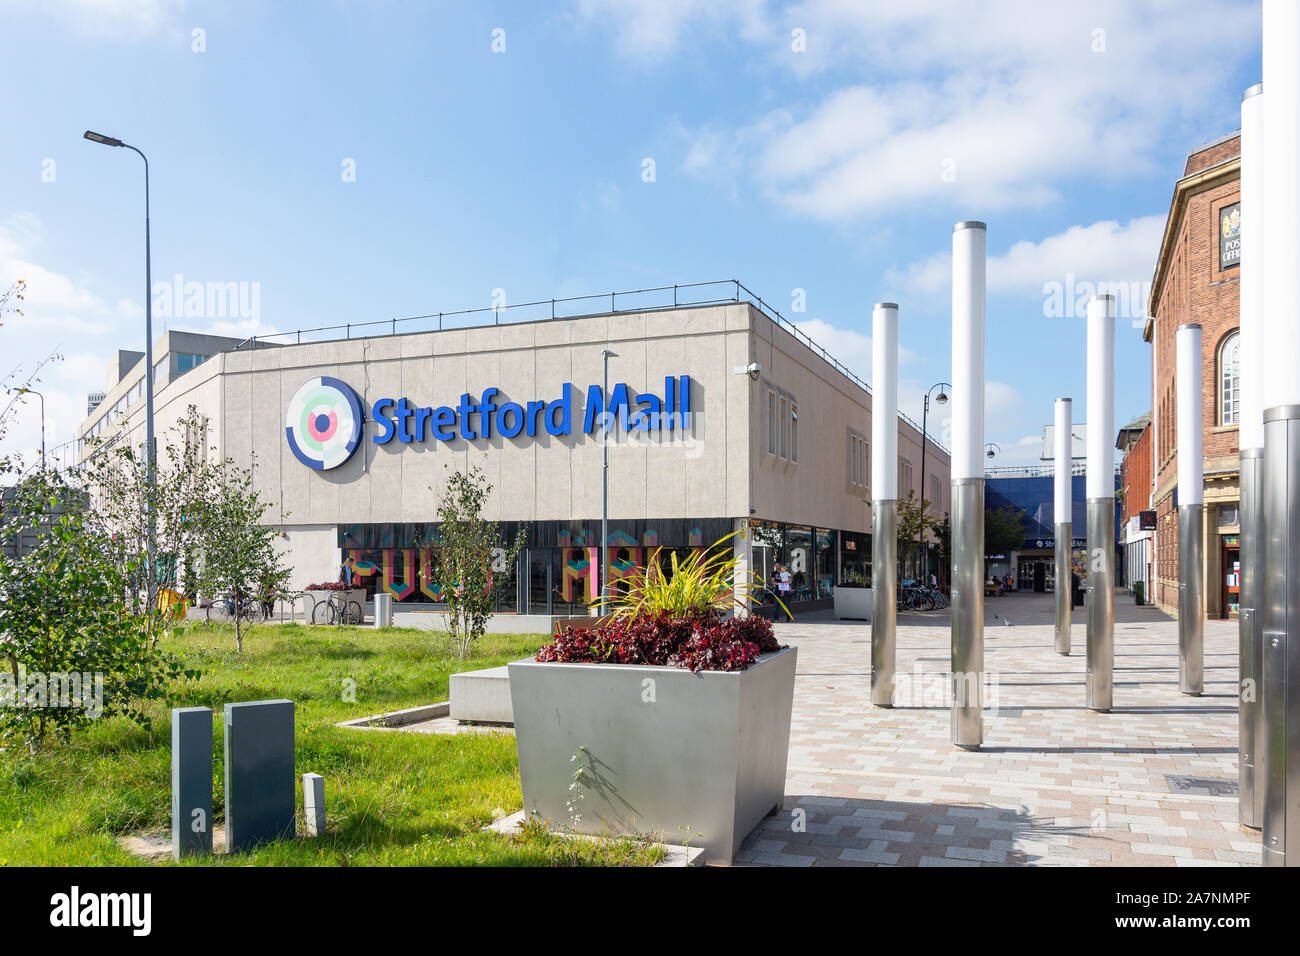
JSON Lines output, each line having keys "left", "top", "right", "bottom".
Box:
{"left": 1219, "top": 331, "right": 1240, "bottom": 426}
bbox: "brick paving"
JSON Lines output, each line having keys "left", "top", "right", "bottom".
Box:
{"left": 737, "top": 591, "right": 1257, "bottom": 867}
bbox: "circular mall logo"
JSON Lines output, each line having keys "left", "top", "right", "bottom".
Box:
{"left": 285, "top": 376, "right": 363, "bottom": 470}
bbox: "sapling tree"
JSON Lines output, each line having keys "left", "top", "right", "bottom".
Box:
{"left": 84, "top": 431, "right": 156, "bottom": 616}
{"left": 427, "top": 464, "right": 524, "bottom": 658}
{"left": 985, "top": 504, "right": 1029, "bottom": 557}
{"left": 87, "top": 408, "right": 291, "bottom": 650}
{"left": 86, "top": 408, "right": 214, "bottom": 616}
{"left": 189, "top": 454, "right": 291, "bottom": 653}
{"left": 897, "top": 491, "right": 940, "bottom": 579}
{"left": 0, "top": 470, "right": 187, "bottom": 749}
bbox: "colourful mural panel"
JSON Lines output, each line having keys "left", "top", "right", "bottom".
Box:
{"left": 383, "top": 548, "right": 418, "bottom": 601}
{"left": 562, "top": 547, "right": 598, "bottom": 604}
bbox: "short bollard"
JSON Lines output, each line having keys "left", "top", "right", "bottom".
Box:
{"left": 171, "top": 707, "right": 213, "bottom": 860}
{"left": 303, "top": 773, "right": 326, "bottom": 837}
{"left": 224, "top": 699, "right": 295, "bottom": 851}
{"left": 374, "top": 592, "right": 393, "bottom": 629}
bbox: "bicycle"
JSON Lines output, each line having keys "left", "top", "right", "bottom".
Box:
{"left": 899, "top": 586, "right": 946, "bottom": 612}
{"left": 310, "top": 590, "right": 365, "bottom": 626}
{"left": 206, "top": 590, "right": 260, "bottom": 625}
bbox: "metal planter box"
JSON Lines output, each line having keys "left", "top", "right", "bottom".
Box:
{"left": 508, "top": 646, "right": 797, "bottom": 865}
{"left": 833, "top": 585, "right": 873, "bottom": 621}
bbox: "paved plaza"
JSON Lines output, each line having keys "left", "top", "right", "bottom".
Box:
{"left": 739, "top": 591, "right": 1255, "bottom": 867}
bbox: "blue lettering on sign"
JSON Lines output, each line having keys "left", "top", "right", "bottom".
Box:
{"left": 370, "top": 376, "right": 691, "bottom": 446}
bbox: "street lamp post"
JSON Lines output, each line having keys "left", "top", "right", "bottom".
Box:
{"left": 8, "top": 387, "right": 44, "bottom": 468}
{"left": 919, "top": 382, "right": 949, "bottom": 586}
{"left": 84, "top": 130, "right": 156, "bottom": 606}
{"left": 1054, "top": 398, "right": 1074, "bottom": 656}
{"left": 600, "top": 349, "right": 616, "bottom": 610}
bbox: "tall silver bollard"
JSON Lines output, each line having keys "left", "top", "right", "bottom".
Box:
{"left": 1260, "top": 0, "right": 1300, "bottom": 867}
{"left": 871, "top": 302, "right": 900, "bottom": 708}
{"left": 1238, "top": 81, "right": 1265, "bottom": 828}
{"left": 1176, "top": 324, "right": 1205, "bottom": 695}
{"left": 1262, "top": 407, "right": 1300, "bottom": 865}
{"left": 950, "top": 221, "right": 986, "bottom": 749}
{"left": 1085, "top": 295, "right": 1115, "bottom": 713}
{"left": 1054, "top": 397, "right": 1073, "bottom": 655}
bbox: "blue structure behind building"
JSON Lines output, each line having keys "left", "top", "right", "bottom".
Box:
{"left": 984, "top": 473, "right": 1122, "bottom": 592}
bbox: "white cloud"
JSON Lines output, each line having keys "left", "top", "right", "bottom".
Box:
{"left": 986, "top": 432, "right": 1048, "bottom": 469}
{"left": 792, "top": 316, "right": 920, "bottom": 387}
{"left": 594, "top": 0, "right": 1259, "bottom": 221}
{"left": 898, "top": 379, "right": 1030, "bottom": 455}
{"left": 575, "top": 0, "right": 773, "bottom": 58}
{"left": 888, "top": 215, "right": 1166, "bottom": 320}
{"left": 0, "top": 214, "right": 142, "bottom": 465}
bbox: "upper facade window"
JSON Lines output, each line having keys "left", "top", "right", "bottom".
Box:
{"left": 1219, "top": 330, "right": 1240, "bottom": 426}
{"left": 176, "top": 352, "right": 208, "bottom": 376}
{"left": 765, "top": 387, "right": 798, "bottom": 463}
{"left": 848, "top": 432, "right": 869, "bottom": 493}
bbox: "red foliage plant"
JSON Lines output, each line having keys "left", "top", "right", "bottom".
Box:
{"left": 535, "top": 609, "right": 784, "bottom": 673}
{"left": 305, "top": 581, "right": 351, "bottom": 592}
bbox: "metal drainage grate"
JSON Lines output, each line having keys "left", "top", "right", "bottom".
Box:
{"left": 1165, "top": 775, "right": 1238, "bottom": 797}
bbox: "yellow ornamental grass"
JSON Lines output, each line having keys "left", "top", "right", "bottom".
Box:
{"left": 596, "top": 532, "right": 790, "bottom": 621}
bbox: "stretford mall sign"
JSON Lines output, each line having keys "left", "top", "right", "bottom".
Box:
{"left": 285, "top": 375, "right": 693, "bottom": 471}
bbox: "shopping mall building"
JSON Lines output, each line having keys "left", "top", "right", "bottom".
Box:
{"left": 75, "top": 288, "right": 950, "bottom": 624}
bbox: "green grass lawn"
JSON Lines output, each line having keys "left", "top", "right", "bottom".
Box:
{"left": 0, "top": 622, "right": 664, "bottom": 866}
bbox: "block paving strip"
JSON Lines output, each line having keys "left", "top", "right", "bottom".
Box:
{"left": 737, "top": 594, "right": 1256, "bottom": 867}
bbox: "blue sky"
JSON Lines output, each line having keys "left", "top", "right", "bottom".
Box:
{"left": 0, "top": 0, "right": 1263, "bottom": 467}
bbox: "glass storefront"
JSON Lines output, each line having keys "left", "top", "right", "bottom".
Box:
{"left": 839, "top": 530, "right": 870, "bottom": 586}
{"left": 784, "top": 526, "right": 812, "bottom": 602}
{"left": 814, "top": 528, "right": 836, "bottom": 600}
{"left": 338, "top": 517, "right": 880, "bottom": 614}
{"left": 339, "top": 518, "right": 734, "bottom": 615}
{"left": 749, "top": 520, "right": 860, "bottom": 604}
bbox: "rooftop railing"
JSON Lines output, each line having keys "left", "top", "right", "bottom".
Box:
{"left": 232, "top": 279, "right": 949, "bottom": 454}
{"left": 985, "top": 462, "right": 1121, "bottom": 478}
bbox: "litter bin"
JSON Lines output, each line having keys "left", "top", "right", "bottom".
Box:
{"left": 1133, "top": 580, "right": 1145, "bottom": 606}
{"left": 1071, "top": 574, "right": 1084, "bottom": 608}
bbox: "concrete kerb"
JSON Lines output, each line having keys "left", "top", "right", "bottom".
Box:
{"left": 335, "top": 701, "right": 450, "bottom": 731}
{"left": 485, "top": 810, "right": 706, "bottom": 867}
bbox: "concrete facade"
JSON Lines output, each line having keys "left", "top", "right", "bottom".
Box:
{"left": 78, "top": 302, "right": 949, "bottom": 610}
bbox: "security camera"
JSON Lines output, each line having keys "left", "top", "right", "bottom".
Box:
{"left": 733, "top": 362, "right": 761, "bottom": 381}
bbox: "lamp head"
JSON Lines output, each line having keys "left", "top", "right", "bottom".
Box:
{"left": 83, "top": 130, "right": 125, "bottom": 147}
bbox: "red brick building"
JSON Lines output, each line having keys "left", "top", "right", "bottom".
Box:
{"left": 1142, "top": 131, "right": 1242, "bottom": 618}
{"left": 1118, "top": 416, "right": 1153, "bottom": 600}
